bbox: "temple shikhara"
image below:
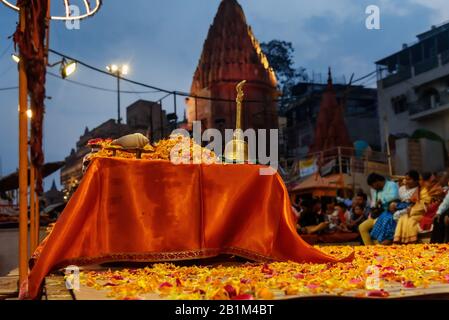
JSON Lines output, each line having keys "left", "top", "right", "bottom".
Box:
{"left": 186, "top": 0, "right": 279, "bottom": 133}
{"left": 309, "top": 69, "right": 353, "bottom": 154}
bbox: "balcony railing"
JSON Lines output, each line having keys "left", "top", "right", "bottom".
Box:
{"left": 382, "top": 68, "right": 412, "bottom": 88}
{"left": 279, "top": 147, "right": 390, "bottom": 184}
{"left": 380, "top": 51, "right": 449, "bottom": 88}
{"left": 441, "top": 50, "right": 449, "bottom": 65}
{"left": 409, "top": 91, "right": 449, "bottom": 116}
{"left": 414, "top": 56, "right": 439, "bottom": 76}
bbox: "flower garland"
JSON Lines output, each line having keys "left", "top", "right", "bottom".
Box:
{"left": 85, "top": 134, "right": 218, "bottom": 163}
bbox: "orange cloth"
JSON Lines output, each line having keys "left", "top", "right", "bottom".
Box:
{"left": 26, "top": 157, "right": 353, "bottom": 299}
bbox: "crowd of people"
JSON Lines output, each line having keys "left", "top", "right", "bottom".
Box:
{"left": 292, "top": 171, "right": 449, "bottom": 245}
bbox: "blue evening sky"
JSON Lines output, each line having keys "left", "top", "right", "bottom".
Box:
{"left": 0, "top": 0, "right": 447, "bottom": 190}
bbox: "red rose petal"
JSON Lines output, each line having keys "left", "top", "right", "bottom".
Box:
{"left": 104, "top": 282, "right": 119, "bottom": 287}
{"left": 232, "top": 294, "right": 254, "bottom": 300}
{"left": 224, "top": 284, "right": 237, "bottom": 298}
{"left": 402, "top": 281, "right": 415, "bottom": 288}
{"left": 367, "top": 290, "right": 390, "bottom": 298}
{"left": 261, "top": 264, "right": 274, "bottom": 275}
{"left": 307, "top": 284, "right": 319, "bottom": 290}
{"left": 349, "top": 278, "right": 362, "bottom": 284}
{"left": 159, "top": 282, "right": 173, "bottom": 289}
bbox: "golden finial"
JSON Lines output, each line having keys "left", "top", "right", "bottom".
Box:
{"left": 235, "top": 80, "right": 246, "bottom": 132}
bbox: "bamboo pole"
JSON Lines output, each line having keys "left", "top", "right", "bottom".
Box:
{"left": 30, "top": 165, "right": 36, "bottom": 254}
{"left": 35, "top": 191, "right": 40, "bottom": 248}
{"left": 18, "top": 5, "right": 29, "bottom": 285}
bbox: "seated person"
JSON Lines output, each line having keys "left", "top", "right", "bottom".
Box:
{"left": 346, "top": 204, "right": 366, "bottom": 232}
{"left": 325, "top": 202, "right": 351, "bottom": 233}
{"left": 392, "top": 170, "right": 420, "bottom": 221}
{"left": 371, "top": 200, "right": 406, "bottom": 245}
{"left": 419, "top": 198, "right": 440, "bottom": 233}
{"left": 336, "top": 189, "right": 354, "bottom": 208}
{"left": 359, "top": 172, "right": 399, "bottom": 245}
{"left": 394, "top": 172, "right": 445, "bottom": 244}
{"left": 431, "top": 187, "right": 449, "bottom": 243}
{"left": 420, "top": 172, "right": 448, "bottom": 234}
{"left": 296, "top": 198, "right": 329, "bottom": 235}
{"left": 350, "top": 191, "right": 370, "bottom": 219}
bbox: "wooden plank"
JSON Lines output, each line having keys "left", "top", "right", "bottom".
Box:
{"left": 44, "top": 275, "right": 73, "bottom": 300}
{"left": 0, "top": 276, "right": 18, "bottom": 299}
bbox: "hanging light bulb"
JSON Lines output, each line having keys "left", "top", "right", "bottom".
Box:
{"left": 11, "top": 53, "right": 20, "bottom": 63}
{"left": 121, "top": 65, "right": 129, "bottom": 76}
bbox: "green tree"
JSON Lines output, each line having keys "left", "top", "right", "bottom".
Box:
{"left": 261, "top": 40, "right": 307, "bottom": 112}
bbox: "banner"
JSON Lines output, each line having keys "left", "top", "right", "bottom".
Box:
{"left": 299, "top": 157, "right": 318, "bottom": 177}
{"left": 320, "top": 159, "right": 336, "bottom": 177}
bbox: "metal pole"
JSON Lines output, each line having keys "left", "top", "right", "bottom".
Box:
{"left": 195, "top": 96, "right": 198, "bottom": 121}
{"left": 150, "top": 105, "right": 153, "bottom": 143}
{"left": 338, "top": 147, "right": 343, "bottom": 174}
{"left": 160, "top": 102, "right": 164, "bottom": 139}
{"left": 117, "top": 74, "right": 121, "bottom": 124}
{"left": 173, "top": 93, "right": 178, "bottom": 127}
{"left": 18, "top": 6, "right": 29, "bottom": 285}
{"left": 383, "top": 115, "right": 393, "bottom": 177}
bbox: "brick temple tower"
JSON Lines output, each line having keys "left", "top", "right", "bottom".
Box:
{"left": 309, "top": 68, "right": 353, "bottom": 155}
{"left": 186, "top": 0, "right": 279, "bottom": 134}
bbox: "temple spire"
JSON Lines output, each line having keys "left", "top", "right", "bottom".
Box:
{"left": 50, "top": 179, "right": 57, "bottom": 191}
{"left": 309, "top": 67, "right": 352, "bottom": 154}
{"left": 186, "top": 0, "right": 278, "bottom": 131}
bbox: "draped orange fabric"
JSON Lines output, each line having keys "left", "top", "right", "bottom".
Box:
{"left": 26, "top": 157, "right": 353, "bottom": 299}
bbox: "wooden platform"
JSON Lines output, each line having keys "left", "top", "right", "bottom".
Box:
{"left": 40, "top": 263, "right": 449, "bottom": 301}
{"left": 45, "top": 277, "right": 449, "bottom": 300}
{"left": 0, "top": 276, "right": 18, "bottom": 300}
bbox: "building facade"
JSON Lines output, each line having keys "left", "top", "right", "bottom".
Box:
{"left": 376, "top": 22, "right": 449, "bottom": 174}
{"left": 60, "top": 100, "right": 170, "bottom": 196}
{"left": 127, "top": 100, "right": 170, "bottom": 143}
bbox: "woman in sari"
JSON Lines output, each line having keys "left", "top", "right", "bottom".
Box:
{"left": 394, "top": 173, "right": 444, "bottom": 244}
{"left": 370, "top": 171, "right": 418, "bottom": 245}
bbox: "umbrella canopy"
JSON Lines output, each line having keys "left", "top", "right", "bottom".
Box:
{"left": 0, "top": 161, "right": 65, "bottom": 193}
{"left": 289, "top": 174, "right": 347, "bottom": 197}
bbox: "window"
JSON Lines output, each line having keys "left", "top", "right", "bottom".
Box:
{"left": 391, "top": 95, "right": 408, "bottom": 114}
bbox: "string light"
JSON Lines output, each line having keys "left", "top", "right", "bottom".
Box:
{"left": 0, "top": 0, "right": 102, "bottom": 21}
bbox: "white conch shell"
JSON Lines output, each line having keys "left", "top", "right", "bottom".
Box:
{"left": 112, "top": 133, "right": 149, "bottom": 149}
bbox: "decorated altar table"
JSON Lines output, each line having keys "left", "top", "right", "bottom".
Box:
{"left": 25, "top": 157, "right": 352, "bottom": 299}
